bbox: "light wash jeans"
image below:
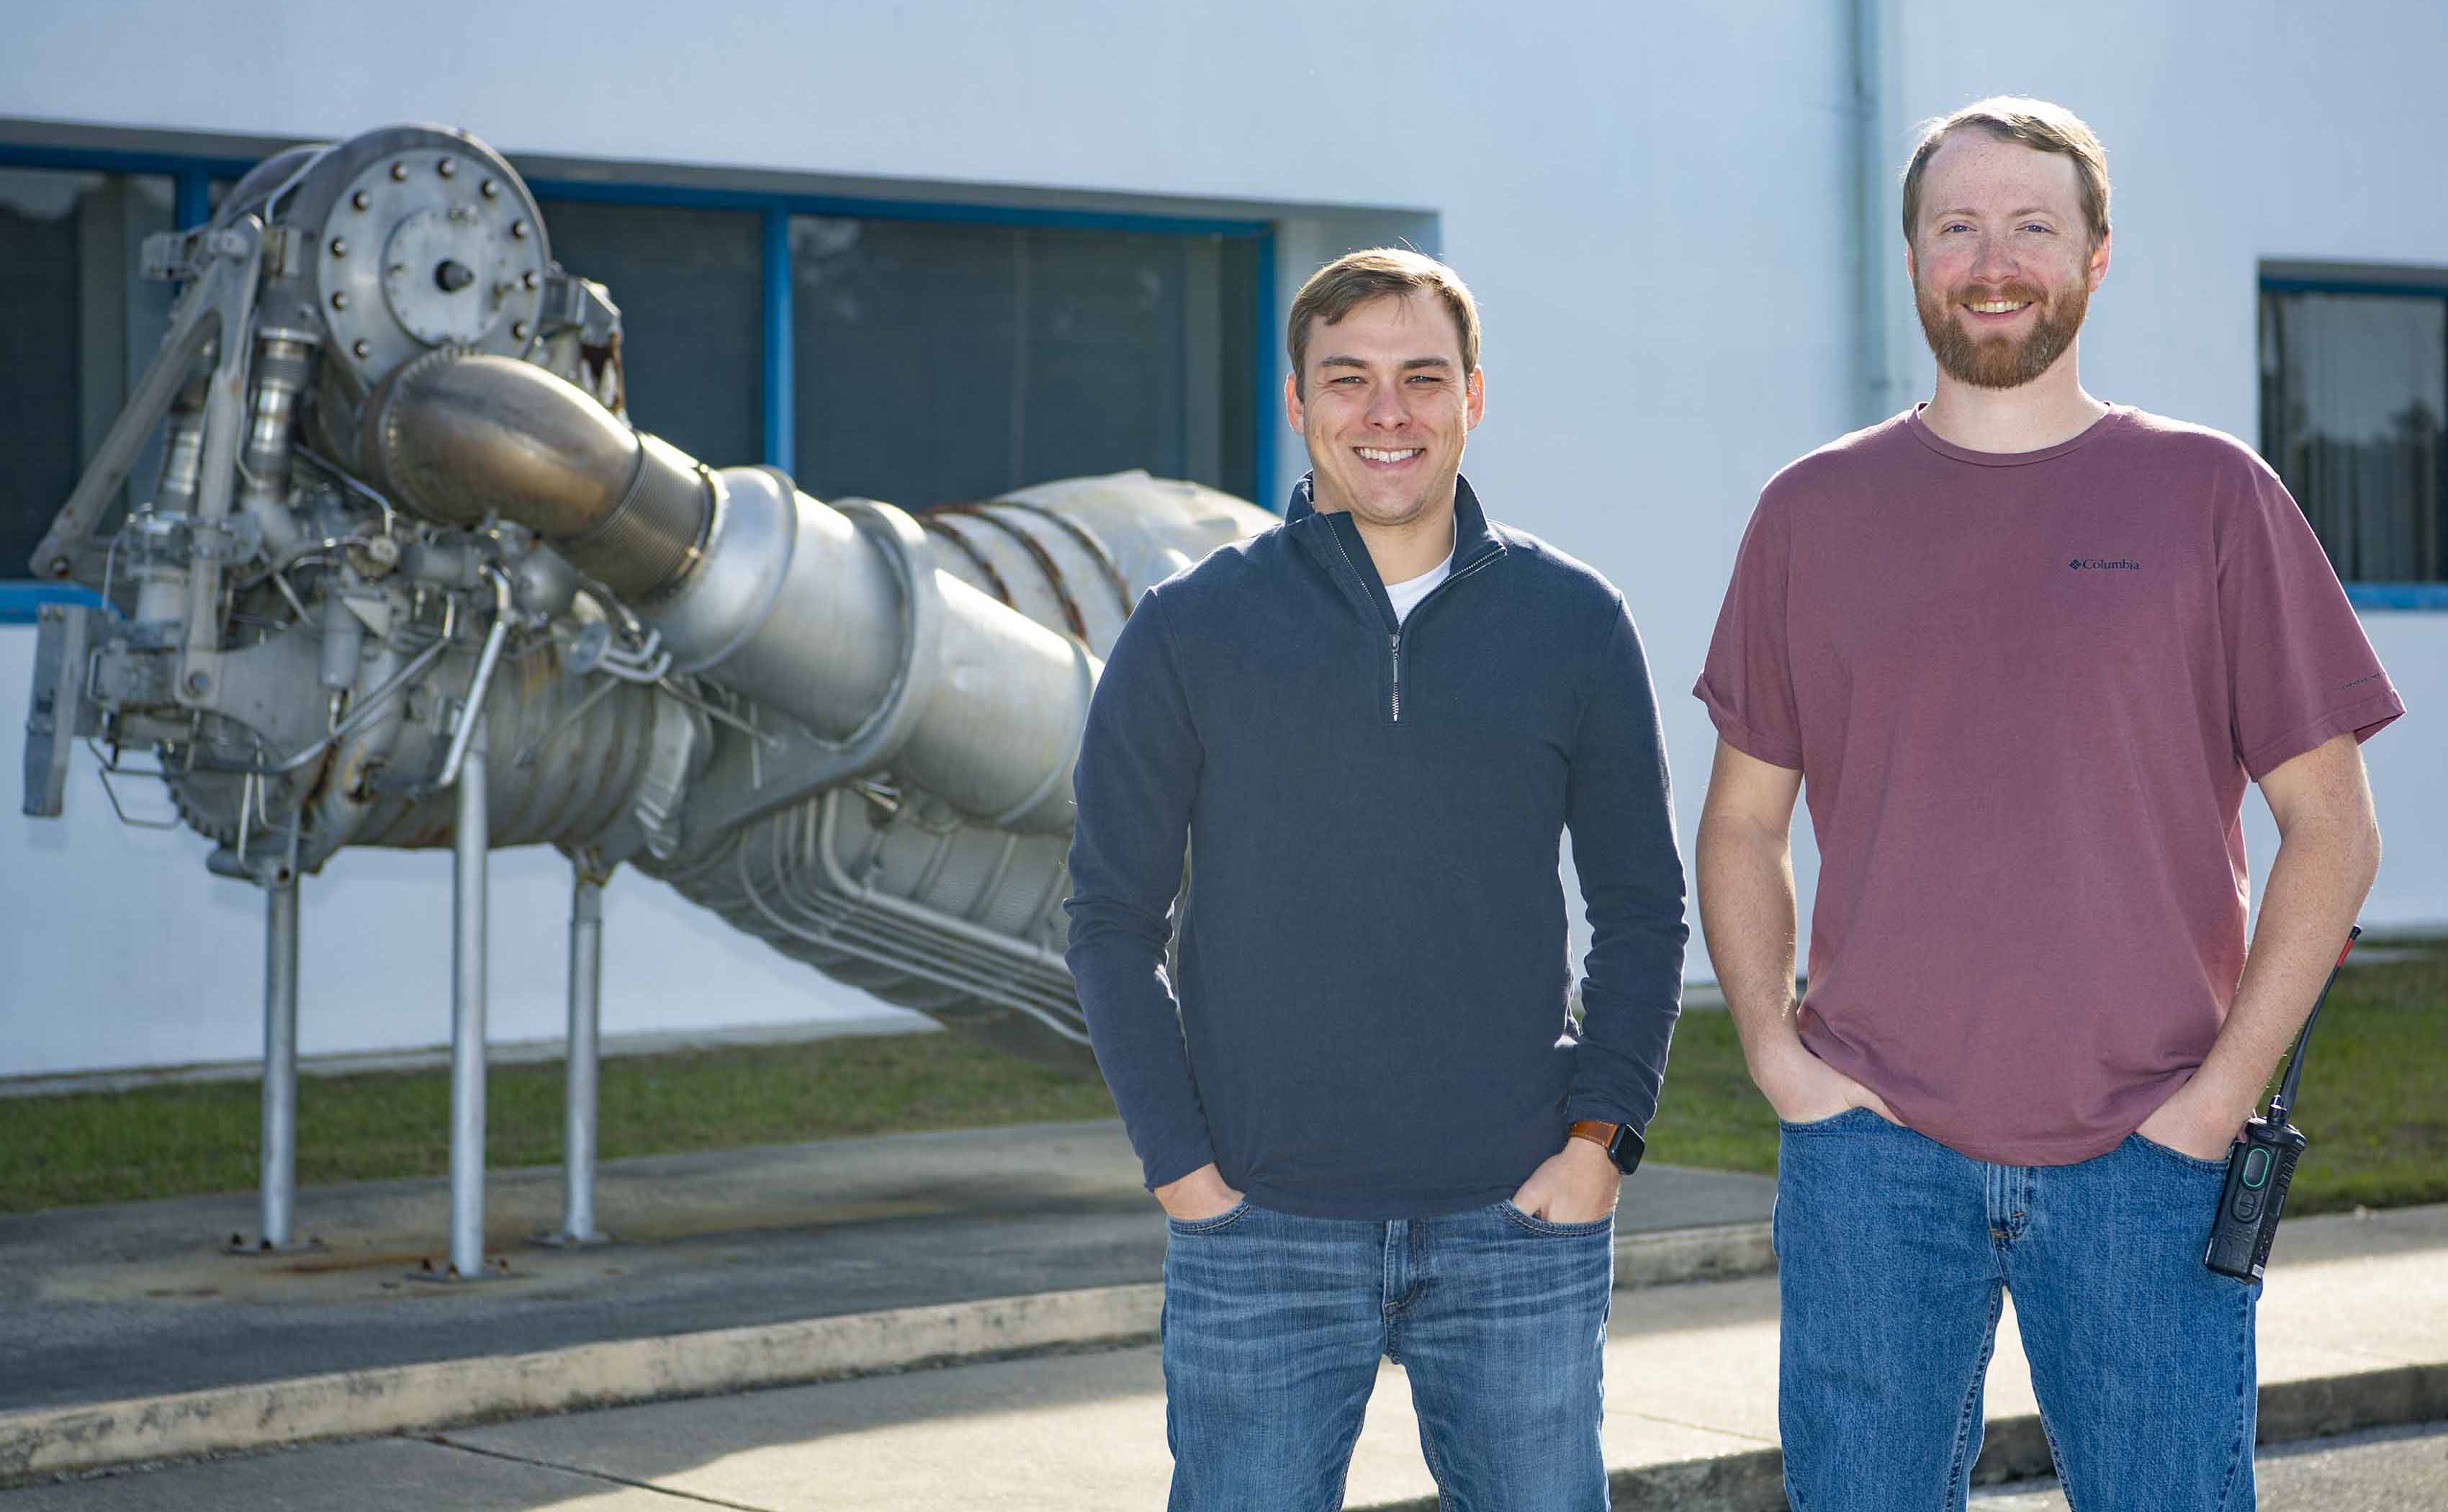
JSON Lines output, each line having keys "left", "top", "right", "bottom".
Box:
{"left": 1776, "top": 1107, "right": 2260, "bottom": 1511}
{"left": 1161, "top": 1197, "right": 1613, "bottom": 1511}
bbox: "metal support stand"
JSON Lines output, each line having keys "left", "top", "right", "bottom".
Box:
{"left": 441, "top": 710, "right": 498, "bottom": 1279}
{"left": 261, "top": 876, "right": 298, "bottom": 1246}
{"left": 230, "top": 877, "right": 315, "bottom": 1254}
{"left": 536, "top": 860, "right": 612, "bottom": 1247}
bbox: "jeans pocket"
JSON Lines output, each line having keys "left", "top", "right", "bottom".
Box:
{"left": 1776, "top": 1105, "right": 1886, "bottom": 1134}
{"left": 2127, "top": 1133, "right": 2232, "bottom": 1176}
{"left": 1497, "top": 1200, "right": 1616, "bottom": 1238}
{"left": 1166, "top": 1198, "right": 1254, "bottom": 1236}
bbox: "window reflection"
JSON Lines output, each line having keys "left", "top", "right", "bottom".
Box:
{"left": 2261, "top": 287, "right": 2448, "bottom": 583}
{"left": 791, "top": 217, "right": 1256, "bottom": 509}
{"left": 541, "top": 199, "right": 764, "bottom": 470}
{"left": 0, "top": 168, "right": 175, "bottom": 574}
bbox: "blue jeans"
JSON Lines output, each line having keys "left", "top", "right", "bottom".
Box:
{"left": 1776, "top": 1107, "right": 2259, "bottom": 1511}
{"left": 1161, "top": 1198, "right": 1613, "bottom": 1511}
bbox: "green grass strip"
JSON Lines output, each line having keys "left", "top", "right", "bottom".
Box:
{"left": 0, "top": 1032, "right": 1115, "bottom": 1215}
{"left": 1642, "top": 942, "right": 2448, "bottom": 1218}
{"left": 3, "top": 944, "right": 2438, "bottom": 1217}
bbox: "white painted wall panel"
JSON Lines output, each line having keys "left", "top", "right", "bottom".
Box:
{"left": 1, "top": 1, "right": 2436, "bottom": 1074}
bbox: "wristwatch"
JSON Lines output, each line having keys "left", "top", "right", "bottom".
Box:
{"left": 1567, "top": 1119, "right": 1645, "bottom": 1176}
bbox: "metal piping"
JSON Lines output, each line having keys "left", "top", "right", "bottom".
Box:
{"left": 361, "top": 352, "right": 711, "bottom": 599}
{"left": 366, "top": 357, "right": 1094, "bottom": 834}
{"left": 180, "top": 220, "right": 267, "bottom": 653}
{"left": 446, "top": 711, "right": 490, "bottom": 1279}
{"left": 436, "top": 570, "right": 513, "bottom": 791}
{"left": 235, "top": 330, "right": 319, "bottom": 559}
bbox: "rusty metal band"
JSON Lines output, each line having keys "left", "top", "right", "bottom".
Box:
{"left": 915, "top": 513, "right": 1016, "bottom": 608}
{"left": 982, "top": 498, "right": 1135, "bottom": 622}
{"left": 929, "top": 504, "right": 1089, "bottom": 642}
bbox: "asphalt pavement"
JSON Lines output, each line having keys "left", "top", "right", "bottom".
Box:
{"left": 1971, "top": 1422, "right": 2448, "bottom": 1510}
{"left": 0, "top": 1120, "right": 1771, "bottom": 1413}
{"left": 1, "top": 1120, "right": 2441, "bottom": 1508}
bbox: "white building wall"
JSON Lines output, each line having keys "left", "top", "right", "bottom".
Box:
{"left": 1, "top": 1, "right": 2437, "bottom": 1075}
{"left": 1884, "top": 1, "right": 2448, "bottom": 925}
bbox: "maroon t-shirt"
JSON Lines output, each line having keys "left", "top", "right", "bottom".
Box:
{"left": 1696, "top": 406, "right": 2403, "bottom": 1165}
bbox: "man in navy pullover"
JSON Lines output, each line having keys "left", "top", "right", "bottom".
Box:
{"left": 1065, "top": 249, "right": 1686, "bottom": 1511}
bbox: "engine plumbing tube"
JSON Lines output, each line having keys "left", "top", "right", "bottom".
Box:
{"left": 362, "top": 351, "right": 712, "bottom": 600}
{"left": 359, "top": 353, "right": 1093, "bottom": 834}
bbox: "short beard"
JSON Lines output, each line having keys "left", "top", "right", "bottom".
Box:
{"left": 1916, "top": 275, "right": 2089, "bottom": 390}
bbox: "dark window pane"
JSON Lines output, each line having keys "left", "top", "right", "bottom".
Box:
{"left": 790, "top": 216, "right": 1256, "bottom": 509}
{"left": 0, "top": 169, "right": 174, "bottom": 578}
{"left": 2261, "top": 288, "right": 2448, "bottom": 582}
{"left": 791, "top": 218, "right": 1022, "bottom": 505}
{"left": 540, "top": 199, "right": 762, "bottom": 469}
{"left": 1017, "top": 227, "right": 1189, "bottom": 486}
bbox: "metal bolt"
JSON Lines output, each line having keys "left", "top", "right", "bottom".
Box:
{"left": 435, "top": 260, "right": 475, "bottom": 293}
{"left": 510, "top": 220, "right": 528, "bottom": 240}
{"left": 389, "top": 161, "right": 408, "bottom": 181}
{"left": 511, "top": 320, "right": 531, "bottom": 340}
{"left": 522, "top": 269, "right": 539, "bottom": 289}
{"left": 352, "top": 340, "right": 370, "bottom": 358}
{"left": 480, "top": 179, "right": 500, "bottom": 199}
{"left": 47, "top": 557, "right": 69, "bottom": 578}
{"left": 352, "top": 189, "right": 371, "bottom": 211}
{"left": 186, "top": 671, "right": 210, "bottom": 694}
{"left": 437, "top": 156, "right": 457, "bottom": 178}
{"left": 330, "top": 291, "right": 348, "bottom": 310}
{"left": 328, "top": 236, "right": 347, "bottom": 257}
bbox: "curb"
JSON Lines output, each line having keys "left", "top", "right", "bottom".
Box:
{"left": 1353, "top": 1364, "right": 2448, "bottom": 1512}
{"left": 0, "top": 1283, "right": 1163, "bottom": 1486}
{"left": 0, "top": 1220, "right": 1773, "bottom": 1485}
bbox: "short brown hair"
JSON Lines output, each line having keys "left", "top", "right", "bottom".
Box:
{"left": 1900, "top": 97, "right": 2110, "bottom": 248}
{"left": 1286, "top": 248, "right": 1481, "bottom": 397}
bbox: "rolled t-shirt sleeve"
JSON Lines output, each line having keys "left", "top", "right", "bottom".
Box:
{"left": 1693, "top": 495, "right": 1804, "bottom": 768}
{"left": 2218, "top": 461, "right": 2406, "bottom": 779}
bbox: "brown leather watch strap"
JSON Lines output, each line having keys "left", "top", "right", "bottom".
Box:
{"left": 1567, "top": 1120, "right": 1619, "bottom": 1150}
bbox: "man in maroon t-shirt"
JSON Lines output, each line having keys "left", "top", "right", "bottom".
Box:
{"left": 1695, "top": 98, "right": 2400, "bottom": 1510}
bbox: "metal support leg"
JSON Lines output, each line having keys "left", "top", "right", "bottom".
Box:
{"left": 248, "top": 877, "right": 300, "bottom": 1251}
{"left": 446, "top": 711, "right": 491, "bottom": 1278}
{"left": 538, "top": 860, "right": 611, "bottom": 1246}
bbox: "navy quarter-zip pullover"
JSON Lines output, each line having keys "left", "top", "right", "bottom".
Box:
{"left": 1064, "top": 474, "right": 1687, "bottom": 1220}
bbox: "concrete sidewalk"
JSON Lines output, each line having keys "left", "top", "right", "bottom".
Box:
{"left": 0, "top": 1120, "right": 1773, "bottom": 1477}
{"left": 6, "top": 1204, "right": 2444, "bottom": 1509}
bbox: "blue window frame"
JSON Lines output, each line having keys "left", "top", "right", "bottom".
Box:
{"left": 2260, "top": 270, "right": 2448, "bottom": 611}
{"left": 0, "top": 141, "right": 1277, "bottom": 623}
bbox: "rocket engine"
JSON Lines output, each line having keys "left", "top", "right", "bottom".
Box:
{"left": 21, "top": 125, "right": 1268, "bottom": 1265}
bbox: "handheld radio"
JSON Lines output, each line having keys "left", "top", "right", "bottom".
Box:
{"left": 2204, "top": 927, "right": 2360, "bottom": 1282}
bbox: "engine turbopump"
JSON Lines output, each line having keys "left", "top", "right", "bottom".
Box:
{"left": 22, "top": 125, "right": 1269, "bottom": 1271}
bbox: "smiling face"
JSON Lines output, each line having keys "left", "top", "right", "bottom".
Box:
{"left": 1907, "top": 130, "right": 2111, "bottom": 390}
{"left": 1285, "top": 289, "right": 1483, "bottom": 532}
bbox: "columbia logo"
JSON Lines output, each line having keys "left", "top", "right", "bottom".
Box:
{"left": 2069, "top": 557, "right": 2141, "bottom": 571}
